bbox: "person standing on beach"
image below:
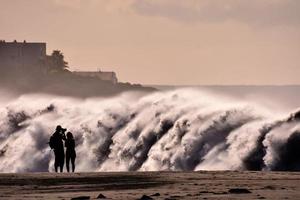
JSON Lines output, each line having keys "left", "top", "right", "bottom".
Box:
{"left": 65, "top": 132, "right": 76, "bottom": 172}
{"left": 49, "top": 125, "right": 66, "bottom": 172}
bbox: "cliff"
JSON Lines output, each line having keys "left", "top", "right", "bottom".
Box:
{"left": 0, "top": 40, "right": 156, "bottom": 97}
{"left": 0, "top": 67, "right": 156, "bottom": 98}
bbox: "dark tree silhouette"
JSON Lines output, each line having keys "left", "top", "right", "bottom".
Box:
{"left": 46, "top": 50, "right": 69, "bottom": 72}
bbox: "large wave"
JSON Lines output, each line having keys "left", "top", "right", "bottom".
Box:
{"left": 0, "top": 89, "right": 299, "bottom": 172}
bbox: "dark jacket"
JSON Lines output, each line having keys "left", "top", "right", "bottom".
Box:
{"left": 50, "top": 131, "right": 66, "bottom": 152}
{"left": 65, "top": 138, "right": 76, "bottom": 156}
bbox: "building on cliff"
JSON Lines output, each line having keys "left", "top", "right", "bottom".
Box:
{"left": 0, "top": 40, "right": 118, "bottom": 84}
{"left": 74, "top": 70, "right": 118, "bottom": 84}
{"left": 0, "top": 40, "right": 46, "bottom": 71}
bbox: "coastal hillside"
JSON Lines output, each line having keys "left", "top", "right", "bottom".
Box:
{"left": 0, "top": 70, "right": 155, "bottom": 97}
{"left": 0, "top": 40, "right": 155, "bottom": 97}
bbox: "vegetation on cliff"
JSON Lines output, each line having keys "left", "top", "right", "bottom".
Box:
{"left": 0, "top": 49, "right": 155, "bottom": 97}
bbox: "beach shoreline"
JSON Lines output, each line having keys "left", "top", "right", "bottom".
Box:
{"left": 0, "top": 171, "right": 299, "bottom": 199}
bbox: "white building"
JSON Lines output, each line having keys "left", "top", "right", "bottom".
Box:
{"left": 74, "top": 70, "right": 118, "bottom": 84}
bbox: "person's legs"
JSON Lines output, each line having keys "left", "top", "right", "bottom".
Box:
{"left": 54, "top": 151, "right": 59, "bottom": 172}
{"left": 66, "top": 153, "right": 70, "bottom": 172}
{"left": 54, "top": 162, "right": 58, "bottom": 172}
{"left": 56, "top": 150, "right": 64, "bottom": 173}
{"left": 60, "top": 153, "right": 65, "bottom": 173}
{"left": 71, "top": 155, "right": 76, "bottom": 172}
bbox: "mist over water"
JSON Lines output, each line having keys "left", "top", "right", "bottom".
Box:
{"left": 0, "top": 89, "right": 300, "bottom": 172}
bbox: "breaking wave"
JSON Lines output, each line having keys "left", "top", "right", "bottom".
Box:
{"left": 0, "top": 89, "right": 300, "bottom": 172}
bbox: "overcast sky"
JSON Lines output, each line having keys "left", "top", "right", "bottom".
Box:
{"left": 1, "top": 0, "right": 299, "bottom": 85}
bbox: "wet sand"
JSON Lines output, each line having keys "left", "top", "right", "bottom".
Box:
{"left": 0, "top": 171, "right": 299, "bottom": 200}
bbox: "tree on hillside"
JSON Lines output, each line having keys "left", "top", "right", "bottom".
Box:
{"left": 46, "top": 50, "right": 69, "bottom": 73}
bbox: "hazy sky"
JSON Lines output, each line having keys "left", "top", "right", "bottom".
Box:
{"left": 1, "top": 0, "right": 300, "bottom": 85}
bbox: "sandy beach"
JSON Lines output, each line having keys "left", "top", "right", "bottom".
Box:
{"left": 0, "top": 171, "right": 299, "bottom": 200}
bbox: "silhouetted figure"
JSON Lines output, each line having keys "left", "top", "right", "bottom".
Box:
{"left": 65, "top": 132, "right": 76, "bottom": 172}
{"left": 49, "top": 125, "right": 66, "bottom": 172}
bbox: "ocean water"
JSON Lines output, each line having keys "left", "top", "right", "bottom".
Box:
{"left": 0, "top": 86, "right": 299, "bottom": 172}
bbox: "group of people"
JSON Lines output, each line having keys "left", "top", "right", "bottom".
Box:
{"left": 49, "top": 125, "right": 76, "bottom": 172}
